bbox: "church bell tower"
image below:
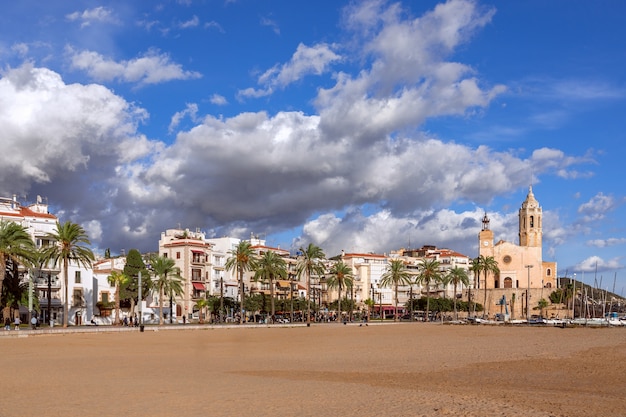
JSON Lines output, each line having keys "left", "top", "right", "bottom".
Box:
{"left": 519, "top": 186, "right": 542, "bottom": 247}
{"left": 479, "top": 212, "right": 494, "bottom": 254}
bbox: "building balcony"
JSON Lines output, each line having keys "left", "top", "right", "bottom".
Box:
{"left": 34, "top": 278, "right": 61, "bottom": 288}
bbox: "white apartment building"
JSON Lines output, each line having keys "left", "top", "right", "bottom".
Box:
{"left": 394, "top": 245, "right": 473, "bottom": 301}
{"left": 0, "top": 195, "right": 95, "bottom": 326}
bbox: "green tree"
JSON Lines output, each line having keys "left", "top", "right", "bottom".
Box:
{"left": 225, "top": 241, "right": 258, "bottom": 324}
{"left": 107, "top": 270, "right": 130, "bottom": 325}
{"left": 446, "top": 266, "right": 470, "bottom": 320}
{"left": 122, "top": 249, "right": 150, "bottom": 318}
{"left": 195, "top": 297, "right": 209, "bottom": 324}
{"left": 380, "top": 259, "right": 412, "bottom": 322}
{"left": 42, "top": 221, "right": 95, "bottom": 327}
{"left": 477, "top": 255, "right": 500, "bottom": 319}
{"left": 0, "top": 220, "right": 36, "bottom": 303}
{"left": 469, "top": 257, "right": 481, "bottom": 317}
{"left": 364, "top": 298, "right": 375, "bottom": 321}
{"left": 296, "top": 243, "right": 326, "bottom": 325}
{"left": 416, "top": 258, "right": 441, "bottom": 322}
{"left": 149, "top": 254, "right": 183, "bottom": 325}
{"left": 2, "top": 258, "right": 29, "bottom": 321}
{"left": 253, "top": 250, "right": 287, "bottom": 320}
{"left": 537, "top": 298, "right": 549, "bottom": 318}
{"left": 326, "top": 261, "right": 354, "bottom": 321}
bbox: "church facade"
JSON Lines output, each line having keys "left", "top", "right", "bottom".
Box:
{"left": 477, "top": 186, "right": 558, "bottom": 319}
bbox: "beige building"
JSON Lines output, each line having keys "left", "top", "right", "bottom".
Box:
{"left": 159, "top": 228, "right": 213, "bottom": 321}
{"left": 478, "top": 186, "right": 558, "bottom": 319}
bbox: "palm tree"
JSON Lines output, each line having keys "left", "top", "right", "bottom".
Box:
{"left": 477, "top": 255, "right": 500, "bottom": 319}
{"left": 149, "top": 254, "right": 183, "bottom": 325}
{"left": 107, "top": 270, "right": 130, "bottom": 325}
{"left": 446, "top": 267, "right": 470, "bottom": 320}
{"left": 416, "top": 258, "right": 441, "bottom": 322}
{"left": 195, "top": 297, "right": 209, "bottom": 324}
{"left": 225, "top": 241, "right": 258, "bottom": 324}
{"left": 326, "top": 261, "right": 354, "bottom": 322}
{"left": 42, "top": 221, "right": 94, "bottom": 327}
{"left": 0, "top": 220, "right": 36, "bottom": 302}
{"left": 253, "top": 250, "right": 287, "bottom": 320}
{"left": 380, "top": 259, "right": 412, "bottom": 322}
{"left": 469, "top": 257, "right": 481, "bottom": 317}
{"left": 296, "top": 243, "right": 326, "bottom": 325}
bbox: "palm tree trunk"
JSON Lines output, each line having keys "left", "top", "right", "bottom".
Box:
{"left": 63, "top": 258, "right": 69, "bottom": 327}
{"left": 239, "top": 268, "right": 245, "bottom": 324}
{"left": 394, "top": 285, "right": 398, "bottom": 322}
{"left": 306, "top": 271, "right": 311, "bottom": 325}
{"left": 453, "top": 282, "right": 458, "bottom": 320}
{"left": 0, "top": 258, "right": 6, "bottom": 301}
{"left": 483, "top": 272, "right": 488, "bottom": 319}
{"left": 159, "top": 287, "right": 164, "bottom": 325}
{"left": 338, "top": 287, "right": 342, "bottom": 323}
{"left": 270, "top": 275, "right": 275, "bottom": 319}
{"left": 115, "top": 285, "right": 121, "bottom": 325}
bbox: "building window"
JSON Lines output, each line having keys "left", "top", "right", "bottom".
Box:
{"left": 546, "top": 268, "right": 551, "bottom": 276}
{"left": 73, "top": 289, "right": 83, "bottom": 307}
{"left": 530, "top": 216, "right": 534, "bottom": 227}
{"left": 176, "top": 252, "right": 181, "bottom": 259}
{"left": 192, "top": 269, "right": 201, "bottom": 280}
{"left": 75, "top": 271, "right": 81, "bottom": 284}
{"left": 502, "top": 255, "right": 512, "bottom": 264}
{"left": 101, "top": 292, "right": 109, "bottom": 303}
{"left": 163, "top": 253, "right": 168, "bottom": 258}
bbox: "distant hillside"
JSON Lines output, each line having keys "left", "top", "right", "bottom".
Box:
{"left": 557, "top": 277, "right": 626, "bottom": 301}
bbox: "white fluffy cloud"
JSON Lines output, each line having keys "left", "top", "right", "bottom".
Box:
{"left": 66, "top": 7, "right": 118, "bottom": 28}
{"left": 68, "top": 47, "right": 202, "bottom": 85}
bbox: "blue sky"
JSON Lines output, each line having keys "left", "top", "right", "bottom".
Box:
{"left": 1, "top": 1, "right": 625, "bottom": 292}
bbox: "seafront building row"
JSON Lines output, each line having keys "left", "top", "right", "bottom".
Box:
{"left": 1, "top": 187, "right": 558, "bottom": 325}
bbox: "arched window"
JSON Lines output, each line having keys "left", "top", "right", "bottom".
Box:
{"left": 530, "top": 215, "right": 534, "bottom": 228}
{"left": 504, "top": 277, "right": 513, "bottom": 288}
{"left": 546, "top": 268, "right": 551, "bottom": 276}
{"left": 545, "top": 282, "right": 552, "bottom": 288}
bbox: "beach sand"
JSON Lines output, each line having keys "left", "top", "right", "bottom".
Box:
{"left": 1, "top": 323, "right": 625, "bottom": 417}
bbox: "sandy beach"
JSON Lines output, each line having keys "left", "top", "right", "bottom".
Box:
{"left": 1, "top": 323, "right": 625, "bottom": 417}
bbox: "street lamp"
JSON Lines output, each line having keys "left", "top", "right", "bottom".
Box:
{"left": 572, "top": 273, "right": 576, "bottom": 319}
{"left": 220, "top": 276, "right": 224, "bottom": 324}
{"left": 525, "top": 265, "right": 533, "bottom": 322}
{"left": 47, "top": 272, "right": 52, "bottom": 327}
{"left": 290, "top": 279, "right": 295, "bottom": 324}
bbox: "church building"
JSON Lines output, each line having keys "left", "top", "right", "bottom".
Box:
{"left": 478, "top": 186, "right": 557, "bottom": 318}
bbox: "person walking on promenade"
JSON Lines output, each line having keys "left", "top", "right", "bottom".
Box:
{"left": 4, "top": 316, "right": 10, "bottom": 331}
{"left": 14, "top": 316, "right": 20, "bottom": 330}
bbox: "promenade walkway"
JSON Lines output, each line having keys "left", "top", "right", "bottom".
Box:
{"left": 0, "top": 320, "right": 384, "bottom": 338}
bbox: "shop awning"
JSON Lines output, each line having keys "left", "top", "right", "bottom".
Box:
{"left": 192, "top": 282, "right": 206, "bottom": 291}
{"left": 276, "top": 280, "right": 293, "bottom": 289}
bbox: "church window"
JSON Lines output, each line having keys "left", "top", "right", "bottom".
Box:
{"left": 546, "top": 268, "right": 551, "bottom": 276}
{"left": 503, "top": 255, "right": 512, "bottom": 264}
{"left": 530, "top": 216, "right": 534, "bottom": 227}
